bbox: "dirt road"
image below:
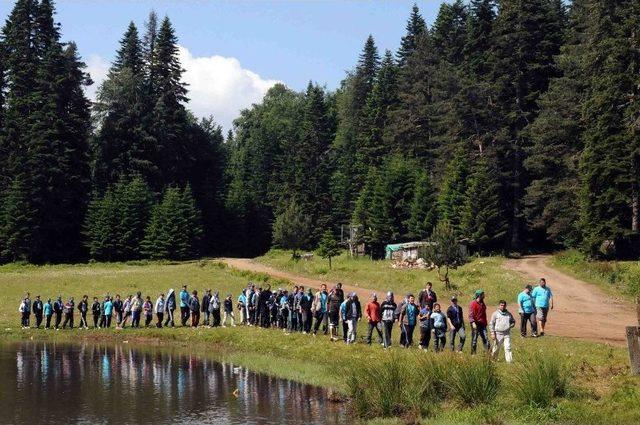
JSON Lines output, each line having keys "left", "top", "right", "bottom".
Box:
{"left": 220, "top": 258, "right": 373, "bottom": 300}
{"left": 504, "top": 255, "right": 636, "bottom": 346}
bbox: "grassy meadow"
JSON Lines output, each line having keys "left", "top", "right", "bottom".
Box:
{"left": 1, "top": 254, "right": 640, "bottom": 423}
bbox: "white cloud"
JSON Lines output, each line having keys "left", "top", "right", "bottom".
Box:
{"left": 178, "top": 45, "right": 280, "bottom": 130}
{"left": 83, "top": 46, "right": 280, "bottom": 130}
{"left": 85, "top": 54, "right": 110, "bottom": 102}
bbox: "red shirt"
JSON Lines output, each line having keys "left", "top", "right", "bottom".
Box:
{"left": 468, "top": 299, "right": 487, "bottom": 326}
{"left": 365, "top": 301, "right": 381, "bottom": 323}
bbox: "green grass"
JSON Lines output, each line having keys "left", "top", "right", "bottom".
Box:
{"left": 552, "top": 249, "right": 640, "bottom": 300}
{"left": 258, "top": 249, "right": 522, "bottom": 305}
{"left": 1, "top": 257, "right": 640, "bottom": 423}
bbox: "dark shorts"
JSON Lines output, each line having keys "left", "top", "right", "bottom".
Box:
{"left": 536, "top": 307, "right": 549, "bottom": 322}
{"left": 328, "top": 311, "right": 340, "bottom": 326}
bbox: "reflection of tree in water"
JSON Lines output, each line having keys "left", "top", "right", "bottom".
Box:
{"left": 3, "top": 343, "right": 345, "bottom": 424}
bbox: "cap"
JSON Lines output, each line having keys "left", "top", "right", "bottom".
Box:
{"left": 474, "top": 289, "right": 484, "bottom": 298}
{"left": 451, "top": 296, "right": 457, "bottom": 301}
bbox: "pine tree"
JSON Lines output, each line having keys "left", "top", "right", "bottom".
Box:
{"left": 118, "top": 177, "right": 155, "bottom": 259}
{"left": 316, "top": 230, "right": 341, "bottom": 269}
{"left": 272, "top": 200, "right": 312, "bottom": 258}
{"left": 84, "top": 189, "right": 120, "bottom": 261}
{"left": 431, "top": 0, "right": 468, "bottom": 67}
{"left": 464, "top": 0, "right": 496, "bottom": 76}
{"left": 438, "top": 148, "right": 470, "bottom": 234}
{"left": 397, "top": 3, "right": 427, "bottom": 67}
{"left": 461, "top": 155, "right": 508, "bottom": 252}
{"left": 407, "top": 170, "right": 438, "bottom": 240}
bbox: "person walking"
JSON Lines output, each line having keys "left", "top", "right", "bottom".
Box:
{"left": 489, "top": 300, "right": 516, "bottom": 363}
{"left": 155, "top": 293, "right": 165, "bottom": 328}
{"left": 381, "top": 292, "right": 397, "bottom": 349}
{"left": 189, "top": 290, "right": 200, "bottom": 327}
{"left": 418, "top": 282, "right": 437, "bottom": 310}
{"left": 102, "top": 296, "right": 113, "bottom": 328}
{"left": 78, "top": 295, "right": 89, "bottom": 329}
{"left": 237, "top": 289, "right": 248, "bottom": 325}
{"left": 339, "top": 295, "right": 349, "bottom": 342}
{"left": 179, "top": 285, "right": 190, "bottom": 326}
{"left": 53, "top": 296, "right": 64, "bottom": 329}
{"left": 345, "top": 293, "right": 362, "bottom": 344}
{"left": 131, "top": 292, "right": 143, "bottom": 328}
{"left": 222, "top": 294, "right": 235, "bottom": 327}
{"left": 209, "top": 291, "right": 221, "bottom": 327}
{"left": 202, "top": 289, "right": 211, "bottom": 326}
{"left": 312, "top": 284, "right": 329, "bottom": 336}
{"left": 532, "top": 278, "right": 553, "bottom": 336}
{"left": 365, "top": 293, "right": 383, "bottom": 345}
{"left": 469, "top": 290, "right": 489, "bottom": 354}
{"left": 446, "top": 296, "right": 465, "bottom": 352}
{"left": 21, "top": 293, "right": 32, "bottom": 328}
{"left": 327, "top": 287, "right": 342, "bottom": 341}
{"left": 18, "top": 296, "right": 28, "bottom": 329}
{"left": 399, "top": 294, "right": 419, "bottom": 348}
{"left": 418, "top": 303, "right": 432, "bottom": 350}
{"left": 120, "top": 295, "right": 132, "bottom": 329}
{"left": 517, "top": 284, "right": 538, "bottom": 337}
{"left": 165, "top": 289, "right": 176, "bottom": 327}
{"left": 33, "top": 295, "right": 44, "bottom": 329}
{"left": 44, "top": 298, "right": 53, "bottom": 329}
{"left": 431, "top": 303, "right": 447, "bottom": 352}
{"left": 143, "top": 296, "right": 153, "bottom": 327}
{"left": 91, "top": 297, "right": 101, "bottom": 328}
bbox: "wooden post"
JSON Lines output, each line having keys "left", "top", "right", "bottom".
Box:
{"left": 627, "top": 295, "right": 640, "bottom": 375}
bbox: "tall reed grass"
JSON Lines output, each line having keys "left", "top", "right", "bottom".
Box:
{"left": 512, "top": 356, "right": 569, "bottom": 407}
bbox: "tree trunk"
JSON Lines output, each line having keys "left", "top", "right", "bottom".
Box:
{"left": 632, "top": 180, "right": 639, "bottom": 233}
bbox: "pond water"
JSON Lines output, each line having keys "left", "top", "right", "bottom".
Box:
{"left": 0, "top": 342, "right": 346, "bottom": 424}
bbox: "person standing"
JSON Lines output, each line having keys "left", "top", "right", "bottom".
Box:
{"left": 91, "top": 297, "right": 101, "bottom": 328}
{"left": 18, "top": 297, "right": 27, "bottom": 329}
{"left": 418, "top": 303, "right": 431, "bottom": 350}
{"left": 113, "top": 295, "right": 123, "bottom": 328}
{"left": 489, "top": 300, "right": 516, "bottom": 363}
{"left": 469, "top": 290, "right": 489, "bottom": 354}
{"left": 446, "top": 297, "right": 465, "bottom": 352}
{"left": 33, "top": 295, "right": 44, "bottom": 329}
{"left": 155, "top": 293, "right": 165, "bottom": 328}
{"left": 327, "top": 287, "right": 342, "bottom": 341}
{"left": 399, "top": 294, "right": 419, "bottom": 348}
{"left": 312, "top": 284, "right": 329, "bottom": 336}
{"left": 22, "top": 293, "right": 32, "bottom": 328}
{"left": 430, "top": 303, "right": 447, "bottom": 352}
{"left": 418, "top": 282, "right": 437, "bottom": 310}
{"left": 53, "top": 296, "right": 64, "bottom": 329}
{"left": 222, "top": 294, "right": 235, "bottom": 327}
{"left": 179, "top": 285, "right": 190, "bottom": 326}
{"left": 62, "top": 297, "right": 75, "bottom": 329}
{"left": 532, "top": 278, "right": 553, "bottom": 336}
{"left": 143, "top": 296, "right": 154, "bottom": 327}
{"left": 517, "top": 284, "right": 538, "bottom": 337}
{"left": 44, "top": 299, "right": 53, "bottom": 329}
{"left": 131, "top": 292, "right": 143, "bottom": 328}
{"left": 189, "top": 290, "right": 200, "bottom": 327}
{"left": 339, "top": 295, "right": 349, "bottom": 342}
{"left": 78, "top": 295, "right": 89, "bottom": 329}
{"left": 380, "top": 292, "right": 397, "bottom": 349}
{"left": 165, "top": 289, "right": 176, "bottom": 327}
{"left": 294, "top": 286, "right": 304, "bottom": 332}
{"left": 345, "top": 293, "right": 362, "bottom": 344}
{"left": 209, "top": 291, "right": 221, "bottom": 327}
{"left": 365, "top": 293, "right": 383, "bottom": 345}
{"left": 237, "top": 289, "right": 247, "bottom": 325}
{"left": 300, "top": 288, "right": 313, "bottom": 334}
{"left": 102, "top": 296, "right": 113, "bottom": 328}
{"left": 202, "top": 289, "right": 211, "bottom": 326}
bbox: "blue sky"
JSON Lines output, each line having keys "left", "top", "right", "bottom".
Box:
{"left": 1, "top": 0, "right": 443, "bottom": 128}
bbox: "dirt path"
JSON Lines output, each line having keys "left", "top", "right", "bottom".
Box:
{"left": 220, "top": 258, "right": 373, "bottom": 300}
{"left": 504, "top": 255, "right": 636, "bottom": 346}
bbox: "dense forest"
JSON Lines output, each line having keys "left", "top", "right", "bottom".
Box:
{"left": 0, "top": 0, "right": 639, "bottom": 264}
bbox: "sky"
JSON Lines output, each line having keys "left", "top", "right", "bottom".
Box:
{"left": 1, "top": 0, "right": 442, "bottom": 129}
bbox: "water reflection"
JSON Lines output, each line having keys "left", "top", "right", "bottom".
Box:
{"left": 0, "top": 343, "right": 346, "bottom": 424}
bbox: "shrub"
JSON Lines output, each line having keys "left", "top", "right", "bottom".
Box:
{"left": 512, "top": 356, "right": 569, "bottom": 407}
{"left": 446, "top": 356, "right": 499, "bottom": 406}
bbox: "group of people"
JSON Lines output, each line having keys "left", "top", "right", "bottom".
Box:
{"left": 17, "top": 278, "right": 553, "bottom": 363}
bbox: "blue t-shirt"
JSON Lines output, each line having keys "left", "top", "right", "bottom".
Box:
{"left": 44, "top": 303, "right": 53, "bottom": 316}
{"left": 104, "top": 300, "right": 113, "bottom": 315}
{"left": 531, "top": 286, "right": 553, "bottom": 308}
{"left": 179, "top": 290, "right": 189, "bottom": 308}
{"left": 319, "top": 292, "right": 328, "bottom": 313}
{"left": 517, "top": 291, "right": 535, "bottom": 313}
{"left": 406, "top": 304, "right": 418, "bottom": 326}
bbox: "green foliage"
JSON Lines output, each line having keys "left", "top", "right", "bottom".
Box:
{"left": 446, "top": 356, "right": 499, "bottom": 406}
{"left": 407, "top": 170, "right": 438, "bottom": 240}
{"left": 438, "top": 148, "right": 470, "bottom": 234}
{"left": 424, "top": 220, "right": 467, "bottom": 288}
{"left": 513, "top": 356, "right": 569, "bottom": 407}
{"left": 271, "top": 200, "right": 312, "bottom": 258}
{"left": 316, "top": 230, "right": 341, "bottom": 269}
{"left": 141, "top": 185, "right": 203, "bottom": 260}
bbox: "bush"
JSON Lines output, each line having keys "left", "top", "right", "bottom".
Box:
{"left": 512, "top": 356, "right": 569, "bottom": 407}
{"left": 446, "top": 356, "right": 499, "bottom": 406}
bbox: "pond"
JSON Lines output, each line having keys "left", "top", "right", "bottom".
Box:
{"left": 0, "top": 342, "right": 347, "bottom": 424}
